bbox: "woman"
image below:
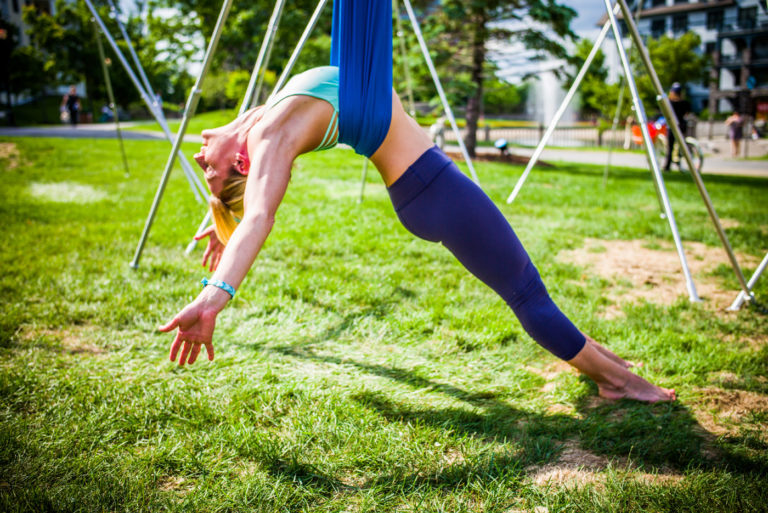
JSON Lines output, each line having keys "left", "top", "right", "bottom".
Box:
{"left": 725, "top": 111, "right": 744, "bottom": 158}
{"left": 160, "top": 66, "right": 675, "bottom": 403}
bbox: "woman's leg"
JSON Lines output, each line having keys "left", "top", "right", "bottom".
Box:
{"left": 387, "top": 148, "right": 674, "bottom": 402}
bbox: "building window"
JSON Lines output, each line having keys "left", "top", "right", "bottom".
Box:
{"left": 707, "top": 10, "right": 724, "bottom": 30}
{"left": 651, "top": 0, "right": 666, "bottom": 7}
{"left": 651, "top": 18, "right": 666, "bottom": 38}
{"left": 673, "top": 0, "right": 687, "bottom": 4}
{"left": 705, "top": 42, "right": 717, "bottom": 56}
{"left": 738, "top": 7, "right": 757, "bottom": 30}
{"left": 12, "top": 0, "right": 20, "bottom": 14}
{"left": 673, "top": 14, "right": 688, "bottom": 34}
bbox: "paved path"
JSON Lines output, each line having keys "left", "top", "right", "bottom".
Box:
{"left": 1, "top": 124, "right": 765, "bottom": 178}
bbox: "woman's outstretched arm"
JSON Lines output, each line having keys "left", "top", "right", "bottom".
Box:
{"left": 160, "top": 96, "right": 336, "bottom": 366}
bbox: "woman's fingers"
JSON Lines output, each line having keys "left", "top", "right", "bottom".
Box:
{"left": 179, "top": 340, "right": 193, "bottom": 366}
{"left": 188, "top": 344, "right": 202, "bottom": 365}
{"left": 169, "top": 332, "right": 183, "bottom": 362}
{"left": 194, "top": 225, "right": 215, "bottom": 241}
{"left": 158, "top": 317, "right": 180, "bottom": 333}
{"left": 205, "top": 342, "right": 215, "bottom": 361}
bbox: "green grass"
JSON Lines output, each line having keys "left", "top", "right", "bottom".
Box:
{"left": 1, "top": 136, "right": 767, "bottom": 512}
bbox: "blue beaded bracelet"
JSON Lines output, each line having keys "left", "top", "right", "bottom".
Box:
{"left": 201, "top": 278, "right": 236, "bottom": 298}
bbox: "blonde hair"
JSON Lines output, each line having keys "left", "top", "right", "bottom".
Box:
{"left": 210, "top": 173, "right": 247, "bottom": 245}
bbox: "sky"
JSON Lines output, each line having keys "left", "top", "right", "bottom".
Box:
{"left": 567, "top": 1, "right": 608, "bottom": 39}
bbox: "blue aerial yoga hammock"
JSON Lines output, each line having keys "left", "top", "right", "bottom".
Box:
{"left": 330, "top": 0, "right": 393, "bottom": 158}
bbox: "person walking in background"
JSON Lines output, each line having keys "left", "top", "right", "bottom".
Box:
{"left": 663, "top": 82, "right": 690, "bottom": 171}
{"left": 725, "top": 111, "right": 744, "bottom": 157}
{"left": 61, "top": 86, "right": 81, "bottom": 127}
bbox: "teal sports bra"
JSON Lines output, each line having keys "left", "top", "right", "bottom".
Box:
{"left": 265, "top": 66, "right": 339, "bottom": 152}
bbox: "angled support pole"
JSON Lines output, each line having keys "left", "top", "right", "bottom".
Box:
{"left": 728, "top": 253, "right": 766, "bottom": 311}
{"left": 402, "top": 0, "right": 479, "bottom": 184}
{"left": 603, "top": 0, "right": 699, "bottom": 302}
{"left": 269, "top": 0, "right": 330, "bottom": 102}
{"left": 242, "top": 0, "right": 287, "bottom": 111}
{"left": 130, "top": 0, "right": 235, "bottom": 268}
{"left": 616, "top": 0, "right": 750, "bottom": 297}
{"left": 85, "top": 0, "right": 208, "bottom": 204}
{"left": 93, "top": 23, "right": 130, "bottom": 178}
{"left": 506, "top": 4, "right": 618, "bottom": 204}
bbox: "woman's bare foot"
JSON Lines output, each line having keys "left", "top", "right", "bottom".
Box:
{"left": 586, "top": 336, "right": 642, "bottom": 369}
{"left": 568, "top": 338, "right": 675, "bottom": 403}
{"left": 597, "top": 373, "right": 676, "bottom": 403}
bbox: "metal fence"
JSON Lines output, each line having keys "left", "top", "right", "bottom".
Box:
{"left": 442, "top": 121, "right": 733, "bottom": 149}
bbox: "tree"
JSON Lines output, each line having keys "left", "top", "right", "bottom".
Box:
{"left": 414, "top": 0, "right": 577, "bottom": 156}
{"left": 21, "top": 0, "right": 193, "bottom": 116}
{"left": 0, "top": 17, "right": 53, "bottom": 125}
{"left": 564, "top": 38, "right": 619, "bottom": 121}
{"left": 634, "top": 32, "right": 709, "bottom": 113}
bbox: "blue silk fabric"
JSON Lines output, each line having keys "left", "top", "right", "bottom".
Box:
{"left": 330, "top": 0, "right": 393, "bottom": 157}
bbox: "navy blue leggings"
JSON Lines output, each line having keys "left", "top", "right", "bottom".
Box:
{"left": 387, "top": 147, "right": 586, "bottom": 360}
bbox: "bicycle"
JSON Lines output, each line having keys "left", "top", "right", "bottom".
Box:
{"left": 631, "top": 117, "right": 704, "bottom": 174}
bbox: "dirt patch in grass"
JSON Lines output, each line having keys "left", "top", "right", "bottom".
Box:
{"left": 558, "top": 238, "right": 759, "bottom": 315}
{"left": 444, "top": 150, "right": 553, "bottom": 167}
{"left": 0, "top": 142, "right": 20, "bottom": 169}
{"left": 527, "top": 440, "right": 683, "bottom": 488}
{"left": 158, "top": 476, "right": 194, "bottom": 495}
{"left": 20, "top": 325, "right": 108, "bottom": 355}
{"left": 691, "top": 387, "right": 768, "bottom": 438}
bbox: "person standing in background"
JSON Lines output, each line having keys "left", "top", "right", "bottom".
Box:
{"left": 61, "top": 86, "right": 81, "bottom": 127}
{"left": 663, "top": 82, "right": 690, "bottom": 171}
{"left": 725, "top": 111, "right": 744, "bottom": 158}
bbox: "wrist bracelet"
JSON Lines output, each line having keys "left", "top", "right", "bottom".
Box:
{"left": 201, "top": 278, "right": 236, "bottom": 298}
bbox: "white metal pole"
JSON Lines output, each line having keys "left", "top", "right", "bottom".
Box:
{"left": 728, "top": 252, "right": 767, "bottom": 311}
{"left": 616, "top": 0, "right": 750, "bottom": 297}
{"left": 106, "top": 0, "right": 156, "bottom": 108}
{"left": 242, "top": 0, "right": 287, "bottom": 112}
{"left": 402, "top": 0, "right": 479, "bottom": 184}
{"left": 358, "top": 159, "right": 369, "bottom": 203}
{"left": 604, "top": 0, "right": 699, "bottom": 302}
{"left": 269, "top": 0, "right": 329, "bottom": 101}
{"left": 85, "top": 0, "right": 208, "bottom": 204}
{"left": 394, "top": 0, "right": 416, "bottom": 116}
{"left": 131, "top": 0, "right": 235, "bottom": 268}
{"left": 506, "top": 10, "right": 616, "bottom": 204}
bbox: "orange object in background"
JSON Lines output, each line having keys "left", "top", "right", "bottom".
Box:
{"left": 631, "top": 119, "right": 668, "bottom": 145}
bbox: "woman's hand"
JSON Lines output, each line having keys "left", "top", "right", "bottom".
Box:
{"left": 159, "top": 291, "right": 228, "bottom": 365}
{"left": 196, "top": 225, "right": 224, "bottom": 271}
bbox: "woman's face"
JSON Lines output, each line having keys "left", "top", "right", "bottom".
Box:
{"left": 194, "top": 128, "right": 237, "bottom": 196}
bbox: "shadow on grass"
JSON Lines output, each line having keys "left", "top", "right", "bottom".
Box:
{"left": 268, "top": 344, "right": 767, "bottom": 491}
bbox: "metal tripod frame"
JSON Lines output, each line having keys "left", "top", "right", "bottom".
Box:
{"left": 84, "top": 0, "right": 209, "bottom": 206}
{"left": 133, "top": 0, "right": 483, "bottom": 266}
{"left": 504, "top": 0, "right": 752, "bottom": 304}
{"left": 93, "top": 22, "right": 130, "bottom": 178}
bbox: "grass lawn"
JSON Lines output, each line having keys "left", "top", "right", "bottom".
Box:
{"left": 1, "top": 136, "right": 767, "bottom": 512}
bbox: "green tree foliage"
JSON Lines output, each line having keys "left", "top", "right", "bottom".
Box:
{"left": 0, "top": 17, "right": 54, "bottom": 124}
{"left": 410, "top": 0, "right": 577, "bottom": 156}
{"left": 634, "top": 31, "right": 709, "bottom": 110}
{"left": 20, "top": 0, "right": 193, "bottom": 117}
{"left": 568, "top": 31, "right": 710, "bottom": 124}
{"left": 564, "top": 39, "right": 619, "bottom": 121}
